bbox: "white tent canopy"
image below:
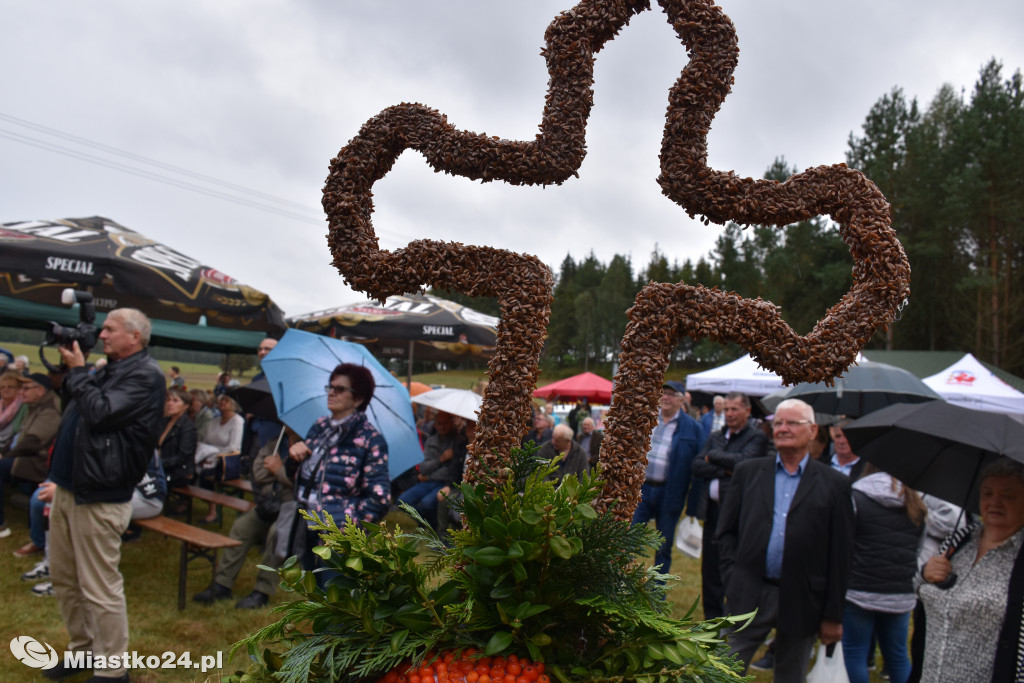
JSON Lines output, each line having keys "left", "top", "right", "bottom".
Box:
{"left": 685, "top": 354, "right": 785, "bottom": 397}
{"left": 923, "top": 353, "right": 1024, "bottom": 418}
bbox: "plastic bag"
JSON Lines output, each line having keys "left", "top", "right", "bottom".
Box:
{"left": 674, "top": 516, "right": 703, "bottom": 559}
{"left": 806, "top": 643, "right": 849, "bottom": 683}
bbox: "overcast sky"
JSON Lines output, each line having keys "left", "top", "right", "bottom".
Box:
{"left": 3, "top": 0, "right": 1022, "bottom": 319}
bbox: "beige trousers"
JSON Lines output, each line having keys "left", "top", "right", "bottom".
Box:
{"left": 50, "top": 486, "right": 133, "bottom": 677}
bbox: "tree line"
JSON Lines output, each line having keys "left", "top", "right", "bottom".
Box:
{"left": 438, "top": 58, "right": 1024, "bottom": 378}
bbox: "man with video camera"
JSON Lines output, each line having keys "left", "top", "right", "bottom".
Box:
{"left": 40, "top": 308, "right": 165, "bottom": 683}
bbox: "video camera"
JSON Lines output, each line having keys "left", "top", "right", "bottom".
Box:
{"left": 39, "top": 289, "right": 98, "bottom": 373}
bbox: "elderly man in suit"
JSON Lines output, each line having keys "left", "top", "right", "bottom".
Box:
{"left": 716, "top": 397, "right": 854, "bottom": 682}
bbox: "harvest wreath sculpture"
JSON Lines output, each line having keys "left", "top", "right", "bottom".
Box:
{"left": 234, "top": 0, "right": 909, "bottom": 681}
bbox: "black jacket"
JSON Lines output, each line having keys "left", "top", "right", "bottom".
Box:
{"left": 160, "top": 414, "right": 198, "bottom": 488}
{"left": 690, "top": 421, "right": 770, "bottom": 519}
{"left": 848, "top": 489, "right": 922, "bottom": 594}
{"left": 61, "top": 349, "right": 166, "bottom": 504}
{"left": 716, "top": 456, "right": 854, "bottom": 636}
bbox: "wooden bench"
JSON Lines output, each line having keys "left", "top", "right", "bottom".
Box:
{"left": 221, "top": 478, "right": 254, "bottom": 495}
{"left": 134, "top": 515, "right": 242, "bottom": 610}
{"left": 172, "top": 485, "right": 255, "bottom": 526}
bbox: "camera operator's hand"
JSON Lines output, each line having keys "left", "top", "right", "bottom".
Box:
{"left": 58, "top": 341, "right": 87, "bottom": 369}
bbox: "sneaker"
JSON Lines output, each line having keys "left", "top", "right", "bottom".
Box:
{"left": 193, "top": 582, "right": 233, "bottom": 604}
{"left": 235, "top": 591, "right": 270, "bottom": 610}
{"left": 750, "top": 652, "right": 774, "bottom": 671}
{"left": 32, "top": 581, "right": 55, "bottom": 597}
{"left": 0, "top": 525, "right": 11, "bottom": 538}
{"left": 22, "top": 559, "right": 49, "bottom": 581}
{"left": 43, "top": 658, "right": 90, "bottom": 680}
{"left": 14, "top": 541, "right": 44, "bottom": 557}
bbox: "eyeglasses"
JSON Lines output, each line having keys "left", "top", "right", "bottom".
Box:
{"left": 325, "top": 385, "right": 354, "bottom": 396}
{"left": 772, "top": 419, "right": 813, "bottom": 429}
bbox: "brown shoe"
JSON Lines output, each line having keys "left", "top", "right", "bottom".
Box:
{"left": 14, "top": 542, "right": 44, "bottom": 557}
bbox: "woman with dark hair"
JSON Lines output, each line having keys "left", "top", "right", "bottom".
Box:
{"left": 289, "top": 363, "right": 390, "bottom": 567}
{"left": 160, "top": 387, "right": 198, "bottom": 490}
{"left": 917, "top": 457, "right": 1024, "bottom": 682}
{"left": 841, "top": 463, "right": 926, "bottom": 683}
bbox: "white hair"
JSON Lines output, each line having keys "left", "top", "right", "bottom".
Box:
{"left": 553, "top": 423, "right": 575, "bottom": 440}
{"left": 774, "top": 398, "right": 814, "bottom": 422}
{"left": 108, "top": 308, "right": 152, "bottom": 347}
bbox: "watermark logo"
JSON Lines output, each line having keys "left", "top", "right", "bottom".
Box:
{"left": 10, "top": 636, "right": 59, "bottom": 669}
{"left": 9, "top": 642, "right": 224, "bottom": 674}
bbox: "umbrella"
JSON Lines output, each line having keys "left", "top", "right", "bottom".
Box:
{"left": 288, "top": 293, "right": 498, "bottom": 384}
{"left": 0, "top": 217, "right": 286, "bottom": 352}
{"left": 761, "top": 360, "right": 941, "bottom": 418}
{"left": 227, "top": 377, "right": 279, "bottom": 422}
{"left": 404, "top": 381, "right": 433, "bottom": 397}
{"left": 411, "top": 388, "right": 483, "bottom": 422}
{"left": 843, "top": 401, "right": 1024, "bottom": 513}
{"left": 533, "top": 372, "right": 613, "bottom": 403}
{"left": 260, "top": 329, "right": 423, "bottom": 480}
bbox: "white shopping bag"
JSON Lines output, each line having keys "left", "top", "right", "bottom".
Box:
{"left": 806, "top": 643, "right": 849, "bottom": 683}
{"left": 674, "top": 516, "right": 703, "bottom": 559}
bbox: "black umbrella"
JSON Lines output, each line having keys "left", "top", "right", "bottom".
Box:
{"left": 761, "top": 360, "right": 941, "bottom": 418}
{"left": 288, "top": 292, "right": 498, "bottom": 384}
{"left": 227, "top": 377, "right": 279, "bottom": 421}
{"left": 288, "top": 293, "right": 497, "bottom": 359}
{"left": 0, "top": 216, "right": 286, "bottom": 334}
{"left": 842, "top": 400, "right": 1024, "bottom": 513}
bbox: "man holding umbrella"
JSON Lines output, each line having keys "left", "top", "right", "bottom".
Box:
{"left": 717, "top": 398, "right": 854, "bottom": 681}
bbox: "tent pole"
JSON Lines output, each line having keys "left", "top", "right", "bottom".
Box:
{"left": 407, "top": 340, "right": 414, "bottom": 387}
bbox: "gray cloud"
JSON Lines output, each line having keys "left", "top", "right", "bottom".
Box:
{"left": 2, "top": 0, "right": 1022, "bottom": 318}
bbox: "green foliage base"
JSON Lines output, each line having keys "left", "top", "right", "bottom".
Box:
{"left": 229, "top": 447, "right": 751, "bottom": 683}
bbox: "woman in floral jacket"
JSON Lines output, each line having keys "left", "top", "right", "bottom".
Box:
{"left": 290, "top": 363, "right": 390, "bottom": 567}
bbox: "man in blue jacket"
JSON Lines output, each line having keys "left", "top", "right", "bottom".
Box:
{"left": 632, "top": 380, "right": 706, "bottom": 575}
{"left": 43, "top": 308, "right": 165, "bottom": 683}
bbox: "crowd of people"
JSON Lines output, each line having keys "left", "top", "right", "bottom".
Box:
{"left": 2, "top": 328, "right": 1022, "bottom": 682}
{"left": 633, "top": 386, "right": 1023, "bottom": 683}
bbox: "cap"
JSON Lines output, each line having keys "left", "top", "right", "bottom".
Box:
{"left": 18, "top": 373, "right": 53, "bottom": 391}
{"left": 662, "top": 380, "right": 686, "bottom": 394}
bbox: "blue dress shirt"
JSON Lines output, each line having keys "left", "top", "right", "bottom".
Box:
{"left": 764, "top": 453, "right": 809, "bottom": 579}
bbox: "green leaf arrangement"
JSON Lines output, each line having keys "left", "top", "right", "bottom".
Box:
{"left": 229, "top": 447, "right": 751, "bottom": 683}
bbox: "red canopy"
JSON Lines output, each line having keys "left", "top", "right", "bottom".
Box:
{"left": 533, "top": 372, "right": 613, "bottom": 403}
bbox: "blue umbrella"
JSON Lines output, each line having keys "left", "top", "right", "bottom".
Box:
{"left": 260, "top": 328, "right": 423, "bottom": 480}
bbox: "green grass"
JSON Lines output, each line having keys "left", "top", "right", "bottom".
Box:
{"left": 1, "top": 502, "right": 274, "bottom": 682}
